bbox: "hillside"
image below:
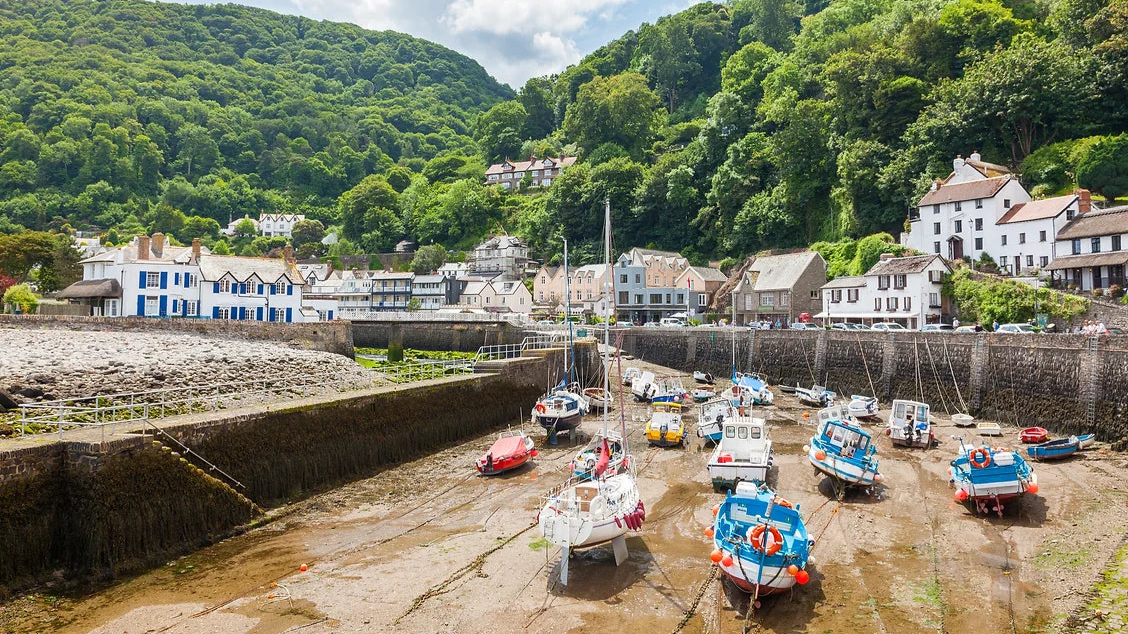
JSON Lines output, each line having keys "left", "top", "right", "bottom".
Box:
{"left": 0, "top": 0, "right": 511, "bottom": 244}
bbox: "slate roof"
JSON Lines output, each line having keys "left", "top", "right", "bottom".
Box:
{"left": 1056, "top": 206, "right": 1128, "bottom": 240}
{"left": 485, "top": 156, "right": 577, "bottom": 176}
{"left": 865, "top": 254, "right": 948, "bottom": 276}
{"left": 198, "top": 255, "right": 305, "bottom": 284}
{"left": 997, "top": 194, "right": 1077, "bottom": 224}
{"left": 683, "top": 266, "right": 728, "bottom": 283}
{"left": 742, "top": 251, "right": 824, "bottom": 291}
{"left": 918, "top": 176, "right": 1011, "bottom": 206}
{"left": 820, "top": 276, "right": 867, "bottom": 289}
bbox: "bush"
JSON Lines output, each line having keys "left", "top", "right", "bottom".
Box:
{"left": 718, "top": 257, "right": 738, "bottom": 273}
{"left": 1092, "top": 288, "right": 1105, "bottom": 297}
{"left": 1109, "top": 284, "right": 1124, "bottom": 299}
{"left": 2, "top": 283, "right": 38, "bottom": 313}
{"left": 942, "top": 268, "right": 1089, "bottom": 325}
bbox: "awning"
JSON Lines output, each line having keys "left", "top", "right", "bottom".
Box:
{"left": 1045, "top": 252, "right": 1128, "bottom": 271}
{"left": 813, "top": 311, "right": 920, "bottom": 319}
{"left": 58, "top": 278, "right": 122, "bottom": 299}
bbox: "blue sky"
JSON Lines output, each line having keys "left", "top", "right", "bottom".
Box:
{"left": 172, "top": 0, "right": 700, "bottom": 87}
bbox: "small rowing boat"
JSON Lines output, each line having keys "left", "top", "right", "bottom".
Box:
{"left": 584, "top": 387, "right": 611, "bottom": 410}
{"left": 977, "top": 422, "right": 1002, "bottom": 437}
{"left": 1027, "top": 436, "right": 1081, "bottom": 461}
{"left": 693, "top": 370, "right": 716, "bottom": 385}
{"left": 476, "top": 431, "right": 537, "bottom": 475}
{"left": 1019, "top": 427, "right": 1048, "bottom": 443}
{"left": 1077, "top": 433, "right": 1096, "bottom": 449}
{"left": 692, "top": 387, "right": 716, "bottom": 402}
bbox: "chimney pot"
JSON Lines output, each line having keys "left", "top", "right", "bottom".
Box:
{"left": 970, "top": 150, "right": 981, "bottom": 162}
{"left": 191, "top": 238, "right": 201, "bottom": 262}
{"left": 879, "top": 253, "right": 895, "bottom": 261}
{"left": 151, "top": 232, "right": 164, "bottom": 258}
{"left": 137, "top": 235, "right": 150, "bottom": 260}
{"left": 953, "top": 154, "right": 965, "bottom": 170}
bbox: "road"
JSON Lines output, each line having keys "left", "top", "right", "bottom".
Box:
{"left": 3, "top": 358, "right": 1126, "bottom": 634}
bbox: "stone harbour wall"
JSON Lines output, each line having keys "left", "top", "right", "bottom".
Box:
{"left": 619, "top": 328, "right": 1128, "bottom": 442}
{"left": 351, "top": 319, "right": 528, "bottom": 352}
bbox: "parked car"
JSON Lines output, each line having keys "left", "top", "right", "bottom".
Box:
{"left": 659, "top": 317, "right": 687, "bottom": 327}
{"left": 831, "top": 322, "right": 868, "bottom": 331}
{"left": 1109, "top": 327, "right": 1125, "bottom": 335}
{"left": 996, "top": 323, "right": 1036, "bottom": 333}
{"left": 790, "top": 322, "right": 822, "bottom": 330}
{"left": 617, "top": 321, "right": 634, "bottom": 328}
{"left": 920, "top": 324, "right": 953, "bottom": 333}
{"left": 643, "top": 322, "right": 660, "bottom": 328}
{"left": 954, "top": 325, "right": 977, "bottom": 333}
{"left": 870, "top": 322, "right": 907, "bottom": 331}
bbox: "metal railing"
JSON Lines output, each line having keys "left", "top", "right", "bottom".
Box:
{"left": 343, "top": 310, "right": 533, "bottom": 324}
{"left": 17, "top": 373, "right": 374, "bottom": 439}
{"left": 368, "top": 359, "right": 474, "bottom": 384}
{"left": 473, "top": 333, "right": 567, "bottom": 364}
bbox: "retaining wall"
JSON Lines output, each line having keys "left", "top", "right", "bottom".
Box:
{"left": 619, "top": 328, "right": 1128, "bottom": 442}
{"left": 351, "top": 319, "right": 528, "bottom": 352}
{"left": 0, "top": 343, "right": 595, "bottom": 594}
{"left": 0, "top": 314, "right": 354, "bottom": 357}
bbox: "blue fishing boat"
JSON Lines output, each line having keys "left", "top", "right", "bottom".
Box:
{"left": 950, "top": 438, "right": 1037, "bottom": 516}
{"left": 1077, "top": 433, "right": 1096, "bottom": 449}
{"left": 805, "top": 405, "right": 883, "bottom": 489}
{"left": 709, "top": 483, "right": 812, "bottom": 597}
{"left": 697, "top": 397, "right": 735, "bottom": 444}
{"left": 732, "top": 372, "right": 774, "bottom": 406}
{"left": 1027, "top": 436, "right": 1081, "bottom": 461}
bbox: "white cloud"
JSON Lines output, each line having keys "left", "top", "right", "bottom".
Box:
{"left": 441, "top": 0, "right": 631, "bottom": 36}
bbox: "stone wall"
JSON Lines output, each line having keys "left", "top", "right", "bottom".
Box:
{"left": 352, "top": 319, "right": 527, "bottom": 352}
{"left": 0, "top": 342, "right": 593, "bottom": 594}
{"left": 0, "top": 314, "right": 354, "bottom": 357}
{"left": 619, "top": 327, "right": 1128, "bottom": 441}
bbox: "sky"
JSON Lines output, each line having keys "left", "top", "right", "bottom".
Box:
{"left": 172, "top": 0, "right": 699, "bottom": 88}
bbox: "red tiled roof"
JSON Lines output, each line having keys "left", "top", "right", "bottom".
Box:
{"left": 918, "top": 176, "right": 1011, "bottom": 206}
{"left": 996, "top": 194, "right": 1077, "bottom": 224}
{"left": 485, "top": 156, "right": 577, "bottom": 176}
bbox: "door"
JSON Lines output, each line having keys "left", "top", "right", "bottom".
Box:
{"left": 1013, "top": 255, "right": 1021, "bottom": 275}
{"left": 947, "top": 236, "right": 963, "bottom": 261}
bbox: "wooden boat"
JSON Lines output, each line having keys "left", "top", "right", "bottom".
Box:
{"left": 1027, "top": 436, "right": 1081, "bottom": 461}
{"left": 950, "top": 438, "right": 1037, "bottom": 516}
{"left": 476, "top": 431, "right": 537, "bottom": 475}
{"left": 710, "top": 483, "right": 812, "bottom": 598}
{"left": 707, "top": 415, "right": 773, "bottom": 492}
{"left": 1078, "top": 433, "right": 1096, "bottom": 449}
{"left": 806, "top": 405, "right": 883, "bottom": 488}
{"left": 886, "top": 399, "right": 932, "bottom": 448}
{"left": 977, "top": 422, "right": 1002, "bottom": 437}
{"left": 951, "top": 413, "right": 975, "bottom": 427}
{"left": 645, "top": 401, "right": 687, "bottom": 447}
{"left": 847, "top": 395, "right": 879, "bottom": 420}
{"left": 584, "top": 387, "right": 611, "bottom": 410}
{"left": 1019, "top": 427, "right": 1048, "bottom": 443}
{"left": 697, "top": 397, "right": 735, "bottom": 444}
{"left": 692, "top": 387, "right": 716, "bottom": 402}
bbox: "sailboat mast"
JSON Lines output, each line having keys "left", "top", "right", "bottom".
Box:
{"left": 564, "top": 238, "right": 573, "bottom": 385}
{"left": 602, "top": 199, "right": 611, "bottom": 437}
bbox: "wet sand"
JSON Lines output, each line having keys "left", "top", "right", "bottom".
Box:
{"left": 3, "top": 358, "right": 1126, "bottom": 634}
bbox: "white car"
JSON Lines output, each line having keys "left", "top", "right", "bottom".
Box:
{"left": 954, "top": 325, "right": 977, "bottom": 333}
{"left": 870, "top": 322, "right": 907, "bottom": 331}
{"left": 995, "top": 323, "right": 1036, "bottom": 333}
{"left": 919, "top": 324, "right": 953, "bottom": 333}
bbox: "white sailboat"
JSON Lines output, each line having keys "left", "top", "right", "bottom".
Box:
{"left": 537, "top": 200, "right": 644, "bottom": 585}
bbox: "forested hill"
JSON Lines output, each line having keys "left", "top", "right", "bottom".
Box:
{"left": 0, "top": 0, "right": 511, "bottom": 239}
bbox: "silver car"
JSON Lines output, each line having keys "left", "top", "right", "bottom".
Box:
{"left": 920, "top": 324, "right": 953, "bottom": 333}
{"left": 870, "top": 322, "right": 907, "bottom": 331}
{"left": 995, "top": 323, "right": 1036, "bottom": 333}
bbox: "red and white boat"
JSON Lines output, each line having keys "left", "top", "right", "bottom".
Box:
{"left": 1019, "top": 427, "right": 1048, "bottom": 443}
{"left": 476, "top": 431, "right": 537, "bottom": 475}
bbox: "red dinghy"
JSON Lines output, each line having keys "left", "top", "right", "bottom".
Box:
{"left": 1020, "top": 427, "right": 1049, "bottom": 444}
{"left": 476, "top": 432, "right": 537, "bottom": 475}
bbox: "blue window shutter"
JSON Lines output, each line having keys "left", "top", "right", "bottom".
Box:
{"left": 269, "top": 308, "right": 276, "bottom": 321}
{"left": 213, "top": 282, "right": 220, "bottom": 293}
{"left": 184, "top": 273, "right": 190, "bottom": 288}
{"left": 159, "top": 295, "right": 167, "bottom": 316}
{"left": 212, "top": 306, "right": 219, "bottom": 319}
{"left": 139, "top": 271, "right": 147, "bottom": 289}
{"left": 174, "top": 273, "right": 180, "bottom": 285}
{"left": 239, "top": 307, "right": 246, "bottom": 319}
{"left": 241, "top": 283, "right": 247, "bottom": 294}
{"left": 286, "top": 307, "right": 292, "bottom": 322}
{"left": 286, "top": 284, "right": 292, "bottom": 296}
{"left": 269, "top": 285, "right": 274, "bottom": 295}
{"left": 172, "top": 299, "right": 179, "bottom": 313}
{"left": 328, "top": 310, "right": 333, "bottom": 320}
{"left": 137, "top": 295, "right": 145, "bottom": 316}
{"left": 256, "top": 307, "right": 263, "bottom": 321}
{"left": 159, "top": 272, "right": 167, "bottom": 289}
{"left": 258, "top": 284, "right": 263, "bottom": 295}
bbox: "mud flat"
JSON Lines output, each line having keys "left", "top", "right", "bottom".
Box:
{"left": 2, "top": 358, "right": 1126, "bottom": 633}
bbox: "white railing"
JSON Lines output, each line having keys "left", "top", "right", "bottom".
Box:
{"left": 17, "top": 373, "right": 374, "bottom": 439}
{"left": 473, "top": 333, "right": 567, "bottom": 364}
{"left": 367, "top": 359, "right": 474, "bottom": 384}
{"left": 343, "top": 310, "right": 533, "bottom": 324}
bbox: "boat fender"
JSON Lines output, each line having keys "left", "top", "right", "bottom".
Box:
{"left": 638, "top": 501, "right": 646, "bottom": 521}
{"left": 969, "top": 448, "right": 992, "bottom": 469}
{"left": 614, "top": 515, "right": 622, "bottom": 528}
{"left": 628, "top": 512, "right": 639, "bottom": 530}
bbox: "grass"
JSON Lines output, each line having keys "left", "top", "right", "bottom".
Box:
{"left": 1034, "top": 544, "right": 1091, "bottom": 569}
{"left": 354, "top": 347, "right": 477, "bottom": 361}
{"left": 527, "top": 537, "right": 550, "bottom": 551}
{"left": 913, "top": 577, "right": 944, "bottom": 608}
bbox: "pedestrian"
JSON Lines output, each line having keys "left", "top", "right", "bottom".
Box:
{"left": 1098, "top": 321, "right": 1109, "bottom": 335}
{"left": 953, "top": 318, "right": 960, "bottom": 329}
{"left": 992, "top": 319, "right": 999, "bottom": 331}
{"left": 975, "top": 323, "right": 983, "bottom": 332}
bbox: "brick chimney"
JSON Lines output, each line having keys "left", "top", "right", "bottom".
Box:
{"left": 191, "top": 237, "right": 201, "bottom": 262}
{"left": 151, "top": 232, "right": 164, "bottom": 258}
{"left": 137, "top": 235, "right": 150, "bottom": 260}
{"left": 283, "top": 243, "right": 295, "bottom": 264}
{"left": 879, "top": 253, "right": 895, "bottom": 261}
{"left": 1076, "top": 188, "right": 1091, "bottom": 214}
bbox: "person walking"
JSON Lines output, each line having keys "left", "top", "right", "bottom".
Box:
{"left": 953, "top": 318, "right": 960, "bottom": 329}
{"left": 992, "top": 319, "right": 999, "bottom": 331}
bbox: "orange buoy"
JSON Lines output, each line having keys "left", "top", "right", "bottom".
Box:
{"left": 300, "top": 563, "right": 308, "bottom": 572}
{"left": 712, "top": 504, "right": 719, "bottom": 516}
{"left": 704, "top": 527, "right": 715, "bottom": 538}
{"left": 787, "top": 564, "right": 799, "bottom": 576}
{"left": 710, "top": 549, "right": 723, "bottom": 563}
{"left": 955, "top": 489, "right": 968, "bottom": 502}
{"left": 814, "top": 449, "right": 826, "bottom": 461}
{"left": 803, "top": 412, "right": 810, "bottom": 419}
{"left": 721, "top": 554, "right": 733, "bottom": 567}
{"left": 795, "top": 570, "right": 810, "bottom": 585}
{"left": 1027, "top": 482, "right": 1039, "bottom": 494}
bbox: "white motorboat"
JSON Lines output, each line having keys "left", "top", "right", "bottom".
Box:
{"left": 707, "top": 415, "right": 773, "bottom": 491}
{"left": 847, "top": 394, "right": 879, "bottom": 420}
{"left": 886, "top": 399, "right": 932, "bottom": 448}
{"left": 697, "top": 397, "right": 736, "bottom": 443}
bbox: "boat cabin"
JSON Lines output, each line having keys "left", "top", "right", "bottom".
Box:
{"left": 890, "top": 400, "right": 929, "bottom": 428}
{"left": 653, "top": 401, "right": 682, "bottom": 415}
{"left": 550, "top": 395, "right": 581, "bottom": 412}
{"left": 721, "top": 417, "right": 767, "bottom": 449}
{"left": 816, "top": 407, "right": 871, "bottom": 458}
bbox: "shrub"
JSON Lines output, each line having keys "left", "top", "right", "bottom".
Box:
{"left": 2, "top": 283, "right": 38, "bottom": 313}
{"left": 1092, "top": 288, "right": 1105, "bottom": 297}
{"left": 1108, "top": 284, "right": 1124, "bottom": 299}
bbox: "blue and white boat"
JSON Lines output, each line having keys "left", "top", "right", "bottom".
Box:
{"left": 697, "top": 397, "right": 735, "bottom": 443}
{"left": 532, "top": 239, "right": 589, "bottom": 444}
{"left": 847, "top": 394, "right": 879, "bottom": 420}
{"left": 805, "top": 405, "right": 883, "bottom": 488}
{"left": 1078, "top": 433, "right": 1096, "bottom": 449}
{"left": 795, "top": 384, "right": 836, "bottom": 408}
{"left": 1027, "top": 436, "right": 1081, "bottom": 461}
{"left": 732, "top": 372, "right": 774, "bottom": 407}
{"left": 650, "top": 376, "right": 689, "bottom": 404}
{"left": 710, "top": 483, "right": 812, "bottom": 596}
{"left": 950, "top": 437, "right": 1037, "bottom": 516}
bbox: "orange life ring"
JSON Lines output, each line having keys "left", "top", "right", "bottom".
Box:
{"left": 535, "top": 403, "right": 546, "bottom": 414}
{"left": 774, "top": 497, "right": 794, "bottom": 509}
{"left": 969, "top": 448, "right": 991, "bottom": 469}
{"left": 748, "top": 525, "right": 783, "bottom": 556}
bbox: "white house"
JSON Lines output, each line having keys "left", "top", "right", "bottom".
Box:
{"left": 331, "top": 270, "right": 414, "bottom": 316}
{"left": 468, "top": 235, "right": 530, "bottom": 280}
{"left": 302, "top": 269, "right": 347, "bottom": 321}
{"left": 62, "top": 234, "right": 310, "bottom": 321}
{"left": 224, "top": 215, "right": 259, "bottom": 237}
{"left": 1046, "top": 205, "right": 1128, "bottom": 291}
{"left": 459, "top": 280, "right": 532, "bottom": 313}
{"left": 259, "top": 213, "right": 306, "bottom": 238}
{"left": 816, "top": 254, "right": 952, "bottom": 328}
{"left": 994, "top": 191, "right": 1088, "bottom": 274}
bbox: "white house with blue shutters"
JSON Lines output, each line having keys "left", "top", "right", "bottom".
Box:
{"left": 66, "top": 233, "right": 311, "bottom": 322}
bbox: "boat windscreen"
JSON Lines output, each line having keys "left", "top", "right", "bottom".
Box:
{"left": 729, "top": 503, "right": 795, "bottom": 534}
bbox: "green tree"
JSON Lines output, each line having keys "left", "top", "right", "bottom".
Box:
{"left": 339, "top": 175, "right": 402, "bottom": 243}
{"left": 562, "top": 73, "right": 663, "bottom": 159}
{"left": 0, "top": 231, "right": 57, "bottom": 280}
{"left": 1077, "top": 134, "right": 1128, "bottom": 200}
{"left": 291, "top": 219, "right": 327, "bottom": 247}
{"left": 732, "top": 0, "right": 802, "bottom": 51}
{"left": 3, "top": 283, "right": 38, "bottom": 314}
{"left": 474, "top": 101, "right": 528, "bottom": 163}
{"left": 180, "top": 216, "right": 222, "bottom": 242}
{"left": 518, "top": 77, "right": 556, "bottom": 140}
{"left": 234, "top": 217, "right": 257, "bottom": 238}
{"left": 149, "top": 204, "right": 187, "bottom": 236}
{"left": 212, "top": 239, "right": 232, "bottom": 255}
{"left": 410, "top": 243, "right": 446, "bottom": 274}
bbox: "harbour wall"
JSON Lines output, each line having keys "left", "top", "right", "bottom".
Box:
{"left": 0, "top": 314, "right": 354, "bottom": 357}
{"left": 350, "top": 319, "right": 529, "bottom": 352}
{"left": 620, "top": 328, "right": 1128, "bottom": 443}
{"left": 0, "top": 343, "right": 596, "bottom": 594}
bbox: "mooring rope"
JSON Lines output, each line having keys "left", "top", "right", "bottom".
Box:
{"left": 942, "top": 338, "right": 969, "bottom": 413}
{"left": 923, "top": 340, "right": 951, "bottom": 416}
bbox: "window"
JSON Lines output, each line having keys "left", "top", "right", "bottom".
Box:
{"left": 619, "top": 291, "right": 628, "bottom": 304}
{"left": 878, "top": 276, "right": 890, "bottom": 290}
{"left": 1019, "top": 232, "right": 1026, "bottom": 244}
{"left": 929, "top": 292, "right": 939, "bottom": 307}
{"left": 832, "top": 290, "right": 842, "bottom": 303}
{"left": 620, "top": 274, "right": 627, "bottom": 283}
{"left": 760, "top": 293, "right": 775, "bottom": 307}
{"left": 542, "top": 179, "right": 551, "bottom": 186}
{"left": 894, "top": 274, "right": 907, "bottom": 289}
{"left": 874, "top": 298, "right": 882, "bottom": 311}
{"left": 698, "top": 293, "right": 707, "bottom": 307}
{"left": 635, "top": 294, "right": 643, "bottom": 304}
{"left": 933, "top": 222, "right": 941, "bottom": 235}
{"left": 274, "top": 281, "right": 286, "bottom": 294}
{"left": 1003, "top": 198, "right": 1011, "bottom": 208}
{"left": 1026, "top": 255, "right": 1034, "bottom": 267}
{"left": 650, "top": 293, "right": 662, "bottom": 304}
{"left": 145, "top": 272, "right": 160, "bottom": 288}
{"left": 1092, "top": 238, "right": 1102, "bottom": 253}
{"left": 904, "top": 296, "right": 912, "bottom": 311}
{"left": 975, "top": 199, "right": 983, "bottom": 209}
{"left": 106, "top": 299, "right": 119, "bottom": 317}
{"left": 887, "top": 297, "right": 898, "bottom": 311}
{"left": 1114, "top": 236, "right": 1122, "bottom": 252}
{"left": 1040, "top": 256, "right": 1048, "bottom": 268}
{"left": 933, "top": 241, "right": 941, "bottom": 254}
{"left": 744, "top": 294, "right": 753, "bottom": 310}
{"left": 532, "top": 170, "right": 539, "bottom": 176}
{"left": 975, "top": 218, "right": 983, "bottom": 231}
{"left": 273, "top": 308, "right": 286, "bottom": 323}
{"left": 975, "top": 237, "right": 983, "bottom": 250}
{"left": 955, "top": 201, "right": 962, "bottom": 212}
{"left": 929, "top": 270, "right": 945, "bottom": 283}
{"left": 1040, "top": 230, "right": 1047, "bottom": 242}
{"left": 1001, "top": 235, "right": 1008, "bottom": 246}
{"left": 488, "top": 174, "right": 497, "bottom": 181}
{"left": 666, "top": 293, "right": 672, "bottom": 304}
{"left": 847, "top": 289, "right": 859, "bottom": 303}
{"left": 634, "top": 274, "right": 641, "bottom": 284}
{"left": 785, "top": 293, "right": 793, "bottom": 305}
{"left": 1072, "top": 239, "right": 1082, "bottom": 255}
{"left": 1067, "top": 209, "right": 1075, "bottom": 221}
{"left": 145, "top": 296, "right": 159, "bottom": 316}
{"left": 218, "top": 307, "right": 232, "bottom": 320}
{"left": 954, "top": 220, "right": 962, "bottom": 233}
{"left": 219, "top": 279, "right": 231, "bottom": 293}
{"left": 934, "top": 205, "right": 941, "bottom": 214}
{"left": 172, "top": 299, "right": 179, "bottom": 314}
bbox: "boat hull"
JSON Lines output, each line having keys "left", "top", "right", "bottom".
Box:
{"left": 1078, "top": 433, "right": 1096, "bottom": 448}
{"left": 718, "top": 560, "right": 797, "bottom": 595}
{"left": 476, "top": 454, "right": 530, "bottom": 475}
{"left": 808, "top": 444, "right": 879, "bottom": 486}
{"left": 708, "top": 464, "right": 769, "bottom": 491}
{"left": 536, "top": 411, "right": 584, "bottom": 434}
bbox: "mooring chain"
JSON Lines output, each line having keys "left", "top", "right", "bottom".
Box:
{"left": 669, "top": 564, "right": 718, "bottom": 634}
